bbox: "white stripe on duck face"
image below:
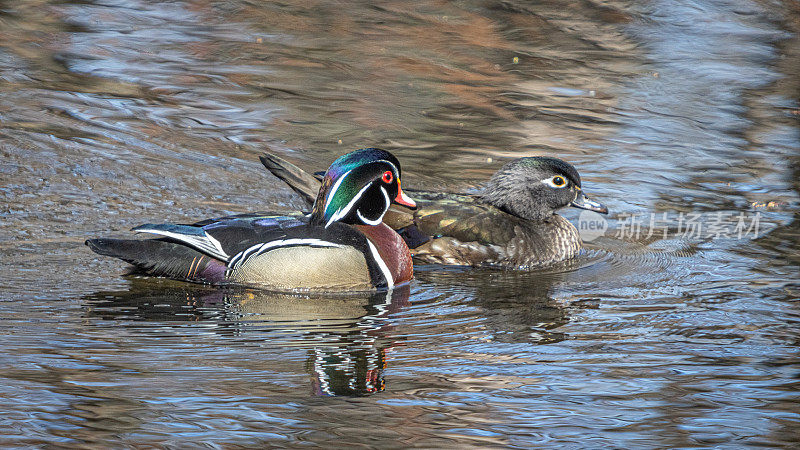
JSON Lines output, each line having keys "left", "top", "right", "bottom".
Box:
{"left": 322, "top": 160, "right": 400, "bottom": 229}
{"left": 322, "top": 168, "right": 353, "bottom": 215}
{"left": 325, "top": 182, "right": 390, "bottom": 228}
{"left": 355, "top": 186, "right": 390, "bottom": 226}
{"left": 226, "top": 238, "right": 345, "bottom": 277}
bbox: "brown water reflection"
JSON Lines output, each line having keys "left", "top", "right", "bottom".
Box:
{"left": 1, "top": 0, "right": 799, "bottom": 447}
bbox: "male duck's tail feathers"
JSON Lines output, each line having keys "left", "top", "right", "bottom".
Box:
{"left": 259, "top": 152, "right": 321, "bottom": 207}
{"left": 132, "top": 223, "right": 229, "bottom": 261}
{"left": 85, "top": 238, "right": 227, "bottom": 283}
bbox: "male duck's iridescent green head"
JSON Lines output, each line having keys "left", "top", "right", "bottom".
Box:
{"left": 481, "top": 156, "right": 608, "bottom": 221}
{"left": 310, "top": 148, "right": 416, "bottom": 228}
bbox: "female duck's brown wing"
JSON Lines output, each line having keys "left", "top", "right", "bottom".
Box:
{"left": 393, "top": 192, "right": 521, "bottom": 266}
{"left": 394, "top": 191, "right": 514, "bottom": 244}
{"left": 391, "top": 191, "right": 581, "bottom": 268}
{"left": 410, "top": 212, "right": 581, "bottom": 268}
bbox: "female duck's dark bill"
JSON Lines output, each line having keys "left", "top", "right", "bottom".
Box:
{"left": 571, "top": 190, "right": 608, "bottom": 214}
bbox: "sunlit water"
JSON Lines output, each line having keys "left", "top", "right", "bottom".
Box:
{"left": 1, "top": 0, "right": 799, "bottom": 447}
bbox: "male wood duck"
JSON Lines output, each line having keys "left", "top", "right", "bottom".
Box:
{"left": 86, "top": 148, "right": 417, "bottom": 291}
{"left": 260, "top": 152, "right": 608, "bottom": 269}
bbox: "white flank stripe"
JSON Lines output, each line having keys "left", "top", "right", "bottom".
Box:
{"left": 229, "top": 238, "right": 345, "bottom": 273}
{"left": 366, "top": 240, "right": 394, "bottom": 289}
{"left": 227, "top": 243, "right": 262, "bottom": 269}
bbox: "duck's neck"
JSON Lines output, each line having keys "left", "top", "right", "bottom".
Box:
{"left": 511, "top": 214, "right": 582, "bottom": 268}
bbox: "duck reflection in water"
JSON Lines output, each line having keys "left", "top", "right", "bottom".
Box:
{"left": 83, "top": 279, "right": 410, "bottom": 397}
{"left": 414, "top": 264, "right": 578, "bottom": 345}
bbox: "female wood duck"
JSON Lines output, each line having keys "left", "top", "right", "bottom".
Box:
{"left": 260, "top": 153, "right": 608, "bottom": 269}
{"left": 86, "top": 148, "right": 417, "bottom": 291}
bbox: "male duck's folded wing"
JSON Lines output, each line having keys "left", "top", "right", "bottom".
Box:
{"left": 189, "top": 212, "right": 306, "bottom": 227}
{"left": 131, "top": 216, "right": 304, "bottom": 263}
{"left": 85, "top": 238, "right": 228, "bottom": 283}
{"left": 131, "top": 223, "right": 231, "bottom": 261}
{"left": 86, "top": 219, "right": 388, "bottom": 287}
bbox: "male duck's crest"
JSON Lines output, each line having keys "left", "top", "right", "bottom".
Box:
{"left": 311, "top": 148, "right": 416, "bottom": 228}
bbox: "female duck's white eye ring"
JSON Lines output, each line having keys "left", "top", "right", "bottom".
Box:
{"left": 543, "top": 175, "right": 568, "bottom": 188}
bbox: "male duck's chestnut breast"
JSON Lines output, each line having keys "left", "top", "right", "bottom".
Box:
{"left": 354, "top": 223, "right": 413, "bottom": 285}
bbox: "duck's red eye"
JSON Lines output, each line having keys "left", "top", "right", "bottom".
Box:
{"left": 382, "top": 170, "right": 393, "bottom": 184}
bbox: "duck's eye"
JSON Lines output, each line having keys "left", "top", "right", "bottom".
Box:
{"left": 552, "top": 176, "right": 566, "bottom": 187}
{"left": 382, "top": 170, "right": 394, "bottom": 184}
{"left": 543, "top": 175, "right": 568, "bottom": 188}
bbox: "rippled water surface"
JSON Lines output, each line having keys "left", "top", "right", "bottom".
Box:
{"left": 1, "top": 0, "right": 799, "bottom": 447}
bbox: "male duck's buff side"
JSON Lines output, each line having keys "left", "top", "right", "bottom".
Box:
{"left": 86, "top": 148, "right": 417, "bottom": 291}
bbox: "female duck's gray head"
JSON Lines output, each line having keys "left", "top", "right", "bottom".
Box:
{"left": 310, "top": 148, "right": 416, "bottom": 228}
{"left": 481, "top": 156, "right": 607, "bottom": 221}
